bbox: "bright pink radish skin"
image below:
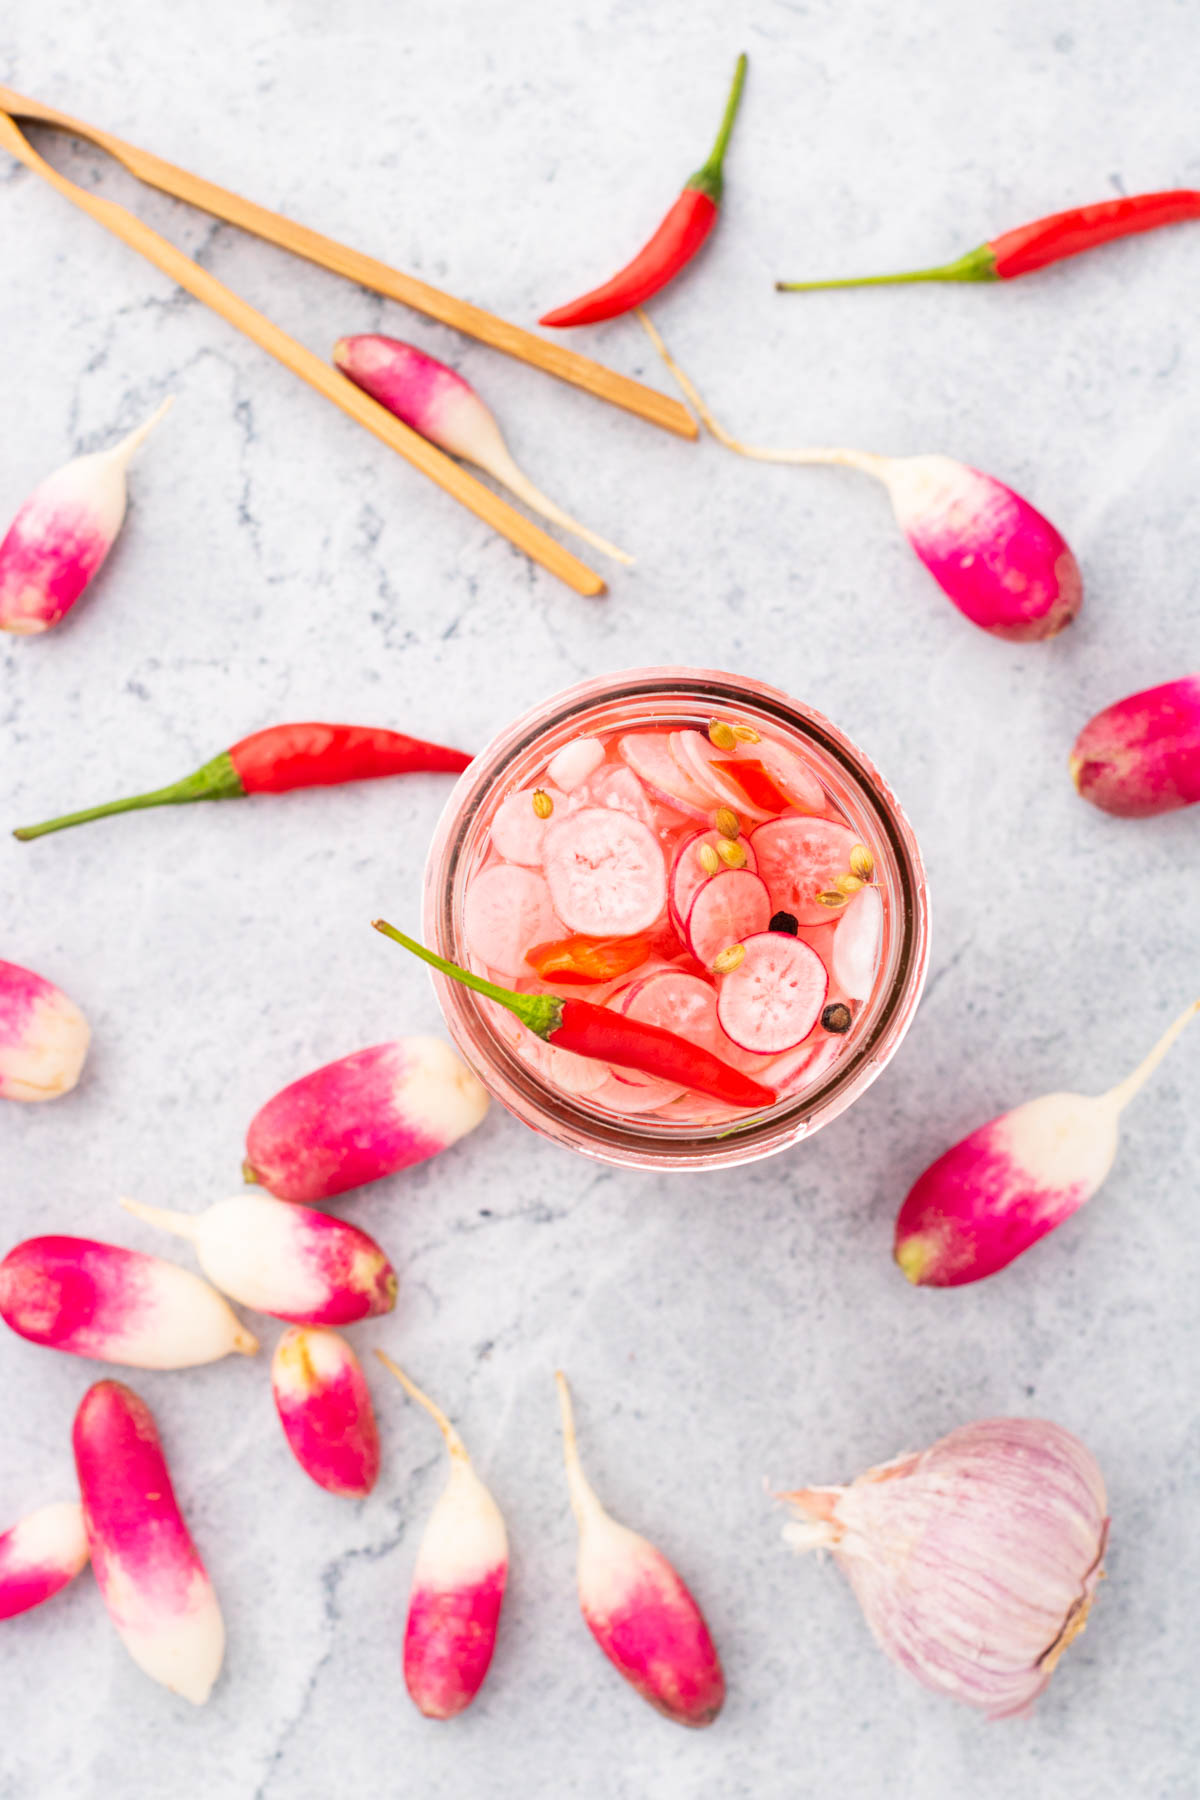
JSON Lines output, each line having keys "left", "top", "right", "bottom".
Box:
{"left": 244, "top": 1038, "right": 489, "bottom": 1203}
{"left": 272, "top": 1327, "right": 380, "bottom": 1498}
{"left": 119, "top": 1194, "right": 397, "bottom": 1325}
{"left": 896, "top": 999, "right": 1200, "bottom": 1286}
{"left": 333, "top": 335, "right": 630, "bottom": 564}
{"left": 74, "top": 1381, "right": 224, "bottom": 1703}
{"left": 1070, "top": 675, "right": 1200, "bottom": 817}
{"left": 376, "top": 1353, "right": 508, "bottom": 1719}
{"left": 555, "top": 1371, "right": 724, "bottom": 1728}
{"left": 638, "top": 313, "right": 1080, "bottom": 641}
{"left": 0, "top": 1234, "right": 259, "bottom": 1367}
{"left": 0, "top": 400, "right": 172, "bottom": 634}
{"left": 0, "top": 1502, "right": 89, "bottom": 1620}
{"left": 0, "top": 958, "right": 89, "bottom": 1102}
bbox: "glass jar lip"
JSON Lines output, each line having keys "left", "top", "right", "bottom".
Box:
{"left": 423, "top": 667, "right": 931, "bottom": 1170}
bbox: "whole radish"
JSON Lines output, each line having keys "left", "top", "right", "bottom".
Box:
{"left": 555, "top": 1371, "right": 724, "bottom": 1727}
{"left": 0, "top": 1502, "right": 89, "bottom": 1620}
{"left": 334, "top": 336, "right": 630, "bottom": 565}
{"left": 0, "top": 1234, "right": 258, "bottom": 1368}
{"left": 0, "top": 959, "right": 89, "bottom": 1102}
{"left": 1070, "top": 674, "right": 1200, "bottom": 817}
{"left": 243, "top": 1039, "right": 489, "bottom": 1204}
{"left": 272, "top": 1328, "right": 380, "bottom": 1498}
{"left": 73, "top": 1381, "right": 224, "bottom": 1704}
{"left": 376, "top": 1352, "right": 507, "bottom": 1719}
{"left": 0, "top": 400, "right": 172, "bottom": 634}
{"left": 895, "top": 999, "right": 1199, "bottom": 1285}
{"left": 119, "top": 1194, "right": 397, "bottom": 1324}
{"left": 639, "top": 312, "right": 1081, "bottom": 642}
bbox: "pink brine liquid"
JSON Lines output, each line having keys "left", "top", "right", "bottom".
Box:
{"left": 459, "top": 713, "right": 887, "bottom": 1127}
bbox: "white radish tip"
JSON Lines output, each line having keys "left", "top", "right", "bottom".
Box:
{"left": 375, "top": 1350, "right": 469, "bottom": 1462}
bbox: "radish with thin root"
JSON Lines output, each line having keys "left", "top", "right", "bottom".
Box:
{"left": 375, "top": 1351, "right": 507, "bottom": 1719}
{"left": 243, "top": 1039, "right": 489, "bottom": 1204}
{"left": 333, "top": 335, "right": 631, "bottom": 565}
{"left": 1070, "top": 674, "right": 1200, "bottom": 817}
{"left": 0, "top": 400, "right": 173, "bottom": 634}
{"left": 0, "top": 1234, "right": 259, "bottom": 1368}
{"left": 119, "top": 1194, "right": 397, "bottom": 1325}
{"left": 272, "top": 1327, "right": 380, "bottom": 1498}
{"left": 0, "top": 1502, "right": 89, "bottom": 1620}
{"left": 555, "top": 1370, "right": 725, "bottom": 1728}
{"left": 638, "top": 311, "right": 1080, "bottom": 642}
{"left": 0, "top": 958, "right": 90, "bottom": 1102}
{"left": 74, "top": 1381, "right": 224, "bottom": 1704}
{"left": 895, "top": 999, "right": 1200, "bottom": 1286}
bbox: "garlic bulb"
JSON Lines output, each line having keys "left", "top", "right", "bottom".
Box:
{"left": 781, "top": 1417, "right": 1108, "bottom": 1718}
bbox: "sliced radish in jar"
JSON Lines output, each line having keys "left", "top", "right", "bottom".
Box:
{"left": 738, "top": 738, "right": 824, "bottom": 812}
{"left": 547, "top": 737, "right": 605, "bottom": 793}
{"left": 491, "top": 785, "right": 564, "bottom": 866}
{"left": 543, "top": 808, "right": 666, "bottom": 936}
{"left": 831, "top": 886, "right": 883, "bottom": 1000}
{"left": 625, "top": 970, "right": 721, "bottom": 1049}
{"left": 617, "top": 732, "right": 712, "bottom": 817}
{"left": 463, "top": 865, "right": 561, "bottom": 976}
{"left": 762, "top": 1031, "right": 843, "bottom": 1096}
{"left": 751, "top": 817, "right": 861, "bottom": 926}
{"left": 573, "top": 763, "right": 656, "bottom": 829}
{"left": 669, "top": 830, "right": 758, "bottom": 931}
{"left": 686, "top": 870, "right": 772, "bottom": 967}
{"left": 716, "top": 932, "right": 828, "bottom": 1054}
{"left": 671, "top": 732, "right": 774, "bottom": 821}
{"left": 540, "top": 1039, "right": 615, "bottom": 1096}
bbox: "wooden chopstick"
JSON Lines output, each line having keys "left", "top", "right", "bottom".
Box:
{"left": 0, "top": 110, "right": 606, "bottom": 597}
{"left": 0, "top": 86, "right": 698, "bottom": 444}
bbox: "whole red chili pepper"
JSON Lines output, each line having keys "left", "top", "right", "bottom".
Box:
{"left": 372, "top": 920, "right": 776, "bottom": 1111}
{"left": 12, "top": 722, "right": 472, "bottom": 841}
{"left": 776, "top": 189, "right": 1200, "bottom": 292}
{"left": 539, "top": 53, "right": 748, "bottom": 329}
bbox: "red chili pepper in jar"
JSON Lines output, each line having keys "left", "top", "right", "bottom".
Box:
{"left": 539, "top": 54, "right": 748, "bottom": 329}
{"left": 526, "top": 933, "right": 653, "bottom": 986}
{"left": 372, "top": 920, "right": 776, "bottom": 1111}
{"left": 776, "top": 189, "right": 1200, "bottom": 292}
{"left": 12, "top": 722, "right": 472, "bottom": 841}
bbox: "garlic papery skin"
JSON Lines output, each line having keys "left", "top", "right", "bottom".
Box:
{"left": 781, "top": 1418, "right": 1109, "bottom": 1719}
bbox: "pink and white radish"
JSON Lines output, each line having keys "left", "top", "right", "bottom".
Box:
{"left": 333, "top": 334, "right": 630, "bottom": 564}
{"left": 670, "top": 829, "right": 758, "bottom": 929}
{"left": 375, "top": 1352, "right": 507, "bottom": 1719}
{"left": 555, "top": 1371, "right": 725, "bottom": 1728}
{"left": 685, "top": 869, "right": 771, "bottom": 966}
{"left": 464, "top": 865, "right": 562, "bottom": 976}
{"left": 547, "top": 737, "right": 606, "bottom": 792}
{"left": 751, "top": 816, "right": 861, "bottom": 926}
{"left": 0, "top": 400, "right": 172, "bottom": 635}
{"left": 119, "top": 1194, "right": 397, "bottom": 1325}
{"left": 0, "top": 958, "right": 89, "bottom": 1102}
{"left": 543, "top": 808, "right": 667, "bottom": 936}
{"left": 74, "top": 1381, "right": 224, "bottom": 1704}
{"left": 243, "top": 1038, "right": 489, "bottom": 1203}
{"left": 895, "top": 999, "right": 1200, "bottom": 1286}
{"left": 716, "top": 932, "right": 828, "bottom": 1054}
{"left": 0, "top": 1234, "right": 258, "bottom": 1367}
{"left": 0, "top": 1502, "right": 89, "bottom": 1620}
{"left": 638, "top": 311, "right": 1081, "bottom": 641}
{"left": 617, "top": 731, "right": 713, "bottom": 818}
{"left": 1070, "top": 674, "right": 1200, "bottom": 817}
{"left": 272, "top": 1327, "right": 380, "bottom": 1498}
{"left": 832, "top": 885, "right": 883, "bottom": 1000}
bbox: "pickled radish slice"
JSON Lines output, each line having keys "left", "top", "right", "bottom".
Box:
{"left": 716, "top": 933, "right": 828, "bottom": 1053}
{"left": 832, "top": 886, "right": 883, "bottom": 1000}
{"left": 518, "top": 1034, "right": 613, "bottom": 1097}
{"left": 686, "top": 870, "right": 772, "bottom": 967}
{"left": 671, "top": 732, "right": 774, "bottom": 821}
{"left": 763, "top": 1032, "right": 842, "bottom": 1096}
{"left": 526, "top": 933, "right": 652, "bottom": 986}
{"left": 543, "top": 808, "right": 666, "bottom": 936}
{"left": 751, "top": 817, "right": 861, "bottom": 926}
{"left": 625, "top": 970, "right": 722, "bottom": 1048}
{"left": 574, "top": 763, "right": 656, "bottom": 828}
{"left": 547, "top": 737, "right": 605, "bottom": 793}
{"left": 669, "top": 830, "right": 758, "bottom": 930}
{"left": 463, "top": 865, "right": 561, "bottom": 976}
{"left": 740, "top": 738, "right": 824, "bottom": 813}
{"left": 618, "top": 732, "right": 712, "bottom": 816}
{"left": 491, "top": 785, "right": 564, "bottom": 865}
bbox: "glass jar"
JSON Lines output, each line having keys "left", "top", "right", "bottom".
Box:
{"left": 423, "top": 668, "right": 930, "bottom": 1170}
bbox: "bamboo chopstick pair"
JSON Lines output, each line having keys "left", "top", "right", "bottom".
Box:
{"left": 0, "top": 88, "right": 698, "bottom": 596}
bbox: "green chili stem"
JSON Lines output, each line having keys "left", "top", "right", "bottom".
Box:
{"left": 371, "top": 919, "right": 561, "bottom": 1038}
{"left": 776, "top": 244, "right": 997, "bottom": 291}
{"left": 13, "top": 752, "right": 243, "bottom": 841}
{"left": 688, "top": 53, "right": 748, "bottom": 204}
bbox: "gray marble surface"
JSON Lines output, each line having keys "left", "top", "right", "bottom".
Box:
{"left": 2, "top": 1, "right": 1198, "bottom": 1795}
